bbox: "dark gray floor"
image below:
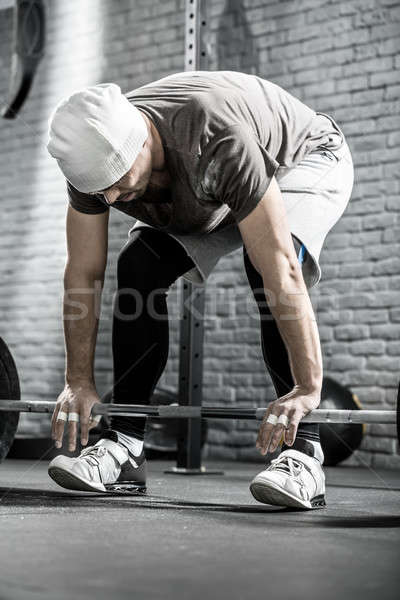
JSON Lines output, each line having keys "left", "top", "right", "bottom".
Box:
{"left": 0, "top": 458, "right": 399, "bottom": 600}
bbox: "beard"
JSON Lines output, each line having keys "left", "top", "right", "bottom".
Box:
{"left": 140, "top": 181, "right": 172, "bottom": 204}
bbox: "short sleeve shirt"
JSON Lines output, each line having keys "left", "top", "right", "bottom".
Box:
{"left": 67, "top": 70, "right": 344, "bottom": 234}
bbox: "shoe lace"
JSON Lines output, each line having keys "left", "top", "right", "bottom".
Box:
{"left": 79, "top": 445, "right": 108, "bottom": 467}
{"left": 269, "top": 455, "right": 304, "bottom": 477}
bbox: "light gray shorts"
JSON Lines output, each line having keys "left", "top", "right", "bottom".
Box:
{"left": 130, "top": 139, "right": 354, "bottom": 290}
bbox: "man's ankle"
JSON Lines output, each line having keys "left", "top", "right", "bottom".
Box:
{"left": 282, "top": 437, "right": 324, "bottom": 464}
{"left": 102, "top": 429, "right": 144, "bottom": 457}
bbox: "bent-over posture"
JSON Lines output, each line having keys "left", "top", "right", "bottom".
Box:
{"left": 46, "top": 71, "right": 354, "bottom": 508}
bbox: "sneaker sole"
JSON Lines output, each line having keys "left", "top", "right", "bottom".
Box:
{"left": 48, "top": 466, "right": 107, "bottom": 492}
{"left": 48, "top": 466, "right": 147, "bottom": 495}
{"left": 250, "top": 480, "right": 326, "bottom": 510}
{"left": 105, "top": 482, "right": 147, "bottom": 494}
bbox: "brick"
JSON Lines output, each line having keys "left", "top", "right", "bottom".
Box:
{"left": 342, "top": 371, "right": 381, "bottom": 386}
{"left": 323, "top": 248, "right": 363, "bottom": 263}
{"left": 269, "top": 42, "right": 304, "bottom": 61}
{"left": 302, "top": 37, "right": 333, "bottom": 55}
{"left": 352, "top": 134, "right": 386, "bottom": 153}
{"left": 318, "top": 326, "right": 334, "bottom": 342}
{"left": 390, "top": 308, "right": 400, "bottom": 322}
{"left": 209, "top": 345, "right": 246, "bottom": 359}
{"left": 287, "top": 24, "right": 321, "bottom": 43}
{"left": 337, "top": 28, "right": 371, "bottom": 49}
{"left": 370, "top": 424, "right": 398, "bottom": 438}
{"left": 327, "top": 356, "right": 363, "bottom": 371}
{"left": 306, "top": 3, "right": 341, "bottom": 23}
{"left": 354, "top": 8, "right": 391, "bottom": 27}
{"left": 287, "top": 54, "right": 319, "bottom": 72}
{"left": 371, "top": 324, "right": 400, "bottom": 340}
{"left": 362, "top": 436, "right": 396, "bottom": 454}
{"left": 387, "top": 131, "right": 400, "bottom": 147}
{"left": 382, "top": 225, "right": 400, "bottom": 244}
{"left": 335, "top": 325, "right": 369, "bottom": 341}
{"left": 363, "top": 214, "right": 395, "bottom": 230}
{"left": 385, "top": 84, "right": 400, "bottom": 101}
{"left": 391, "top": 277, "right": 400, "bottom": 290}
{"left": 319, "top": 47, "right": 354, "bottom": 66}
{"left": 383, "top": 162, "right": 400, "bottom": 179}
{"left": 351, "top": 386, "right": 386, "bottom": 405}
{"left": 366, "top": 356, "right": 399, "bottom": 371}
{"left": 342, "top": 56, "right": 393, "bottom": 76}
{"left": 379, "top": 37, "right": 400, "bottom": 56}
{"left": 372, "top": 258, "right": 400, "bottom": 276}
{"left": 364, "top": 244, "right": 397, "bottom": 261}
{"left": 385, "top": 196, "right": 400, "bottom": 212}
{"left": 354, "top": 43, "right": 380, "bottom": 61}
{"left": 320, "top": 92, "right": 353, "bottom": 110}
{"left": 235, "top": 388, "right": 268, "bottom": 403}
{"left": 370, "top": 69, "right": 398, "bottom": 88}
{"left": 370, "top": 21, "right": 400, "bottom": 41}
{"left": 376, "top": 114, "right": 400, "bottom": 131}
{"left": 353, "top": 309, "right": 389, "bottom": 324}
{"left": 336, "top": 76, "right": 369, "bottom": 93}
{"left": 339, "top": 263, "right": 373, "bottom": 279}
{"left": 387, "top": 341, "right": 400, "bottom": 355}
{"left": 349, "top": 339, "right": 385, "bottom": 356}
{"left": 325, "top": 232, "right": 352, "bottom": 248}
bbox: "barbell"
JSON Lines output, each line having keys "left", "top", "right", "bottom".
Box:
{"left": 0, "top": 398, "right": 398, "bottom": 427}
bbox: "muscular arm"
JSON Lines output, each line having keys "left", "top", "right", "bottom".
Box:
{"left": 238, "top": 176, "right": 323, "bottom": 396}
{"left": 63, "top": 205, "right": 109, "bottom": 386}
{"left": 52, "top": 205, "right": 109, "bottom": 451}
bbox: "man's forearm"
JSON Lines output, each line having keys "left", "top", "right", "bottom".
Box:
{"left": 63, "top": 268, "right": 104, "bottom": 386}
{"left": 260, "top": 260, "right": 323, "bottom": 395}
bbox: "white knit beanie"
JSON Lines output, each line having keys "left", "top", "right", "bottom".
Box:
{"left": 46, "top": 83, "right": 148, "bottom": 193}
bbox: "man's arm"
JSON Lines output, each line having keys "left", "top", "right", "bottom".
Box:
{"left": 53, "top": 205, "right": 109, "bottom": 451}
{"left": 238, "top": 176, "right": 323, "bottom": 453}
{"left": 64, "top": 205, "right": 109, "bottom": 384}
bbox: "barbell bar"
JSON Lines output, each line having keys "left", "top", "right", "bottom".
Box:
{"left": 0, "top": 399, "right": 398, "bottom": 425}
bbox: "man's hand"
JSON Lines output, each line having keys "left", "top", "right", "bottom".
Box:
{"left": 256, "top": 386, "right": 321, "bottom": 455}
{"left": 51, "top": 384, "right": 101, "bottom": 452}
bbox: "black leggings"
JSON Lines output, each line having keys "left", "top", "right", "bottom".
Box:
{"left": 110, "top": 228, "right": 319, "bottom": 444}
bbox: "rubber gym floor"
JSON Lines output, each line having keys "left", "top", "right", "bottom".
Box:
{"left": 0, "top": 459, "right": 399, "bottom": 600}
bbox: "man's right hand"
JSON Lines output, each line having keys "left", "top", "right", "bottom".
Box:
{"left": 52, "top": 384, "right": 101, "bottom": 452}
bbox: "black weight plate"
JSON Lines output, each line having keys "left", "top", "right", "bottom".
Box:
{"left": 320, "top": 377, "right": 364, "bottom": 466}
{"left": 0, "top": 337, "right": 20, "bottom": 461}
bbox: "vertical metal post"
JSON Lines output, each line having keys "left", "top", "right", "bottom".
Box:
{"left": 175, "top": 282, "right": 206, "bottom": 472}
{"left": 185, "top": 0, "right": 209, "bottom": 72}
{"left": 166, "top": 0, "right": 222, "bottom": 474}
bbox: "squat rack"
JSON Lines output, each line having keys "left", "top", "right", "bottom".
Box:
{"left": 168, "top": 0, "right": 211, "bottom": 475}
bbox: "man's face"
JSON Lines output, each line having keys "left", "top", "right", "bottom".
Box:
{"left": 93, "top": 141, "right": 152, "bottom": 206}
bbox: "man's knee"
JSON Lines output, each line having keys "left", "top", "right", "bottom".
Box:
{"left": 117, "top": 229, "right": 190, "bottom": 290}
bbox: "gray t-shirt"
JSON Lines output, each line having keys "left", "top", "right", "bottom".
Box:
{"left": 67, "top": 70, "right": 344, "bottom": 234}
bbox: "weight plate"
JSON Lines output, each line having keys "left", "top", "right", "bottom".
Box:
{"left": 320, "top": 377, "right": 364, "bottom": 466}
{"left": 0, "top": 337, "right": 20, "bottom": 462}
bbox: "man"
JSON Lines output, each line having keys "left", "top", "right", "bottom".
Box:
{"left": 46, "top": 70, "right": 354, "bottom": 508}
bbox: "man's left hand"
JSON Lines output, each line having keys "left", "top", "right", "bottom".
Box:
{"left": 256, "top": 386, "right": 321, "bottom": 455}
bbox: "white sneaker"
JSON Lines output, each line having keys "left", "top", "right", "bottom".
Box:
{"left": 48, "top": 434, "right": 147, "bottom": 493}
{"left": 250, "top": 440, "right": 326, "bottom": 510}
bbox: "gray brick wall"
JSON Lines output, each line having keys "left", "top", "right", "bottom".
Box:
{"left": 0, "top": 0, "right": 398, "bottom": 468}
